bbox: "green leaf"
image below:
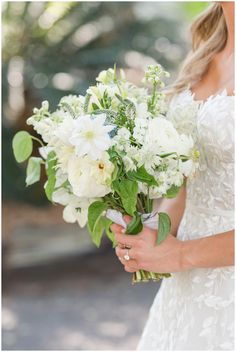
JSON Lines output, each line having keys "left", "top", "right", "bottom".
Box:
{"left": 26, "top": 157, "right": 42, "bottom": 186}
{"left": 88, "top": 201, "right": 108, "bottom": 247}
{"left": 45, "top": 151, "right": 57, "bottom": 201}
{"left": 127, "top": 166, "right": 158, "bottom": 186}
{"left": 126, "top": 212, "right": 143, "bottom": 235}
{"left": 45, "top": 177, "right": 56, "bottom": 201}
{"left": 92, "top": 102, "right": 100, "bottom": 110}
{"left": 89, "top": 216, "right": 106, "bottom": 247}
{"left": 115, "top": 93, "right": 124, "bottom": 103}
{"left": 112, "top": 179, "right": 138, "bottom": 216}
{"left": 12, "top": 131, "right": 33, "bottom": 163}
{"left": 157, "top": 212, "right": 171, "bottom": 245}
{"left": 165, "top": 185, "right": 181, "bottom": 198}
{"left": 104, "top": 218, "right": 116, "bottom": 247}
{"left": 159, "top": 152, "right": 176, "bottom": 158}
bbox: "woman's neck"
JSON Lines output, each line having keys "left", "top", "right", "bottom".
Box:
{"left": 221, "top": 2, "right": 235, "bottom": 54}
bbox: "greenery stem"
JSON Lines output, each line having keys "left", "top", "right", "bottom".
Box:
{"left": 31, "top": 136, "right": 45, "bottom": 147}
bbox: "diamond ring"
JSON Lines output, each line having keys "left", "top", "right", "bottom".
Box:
{"left": 124, "top": 249, "right": 130, "bottom": 261}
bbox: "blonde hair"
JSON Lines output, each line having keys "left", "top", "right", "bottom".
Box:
{"left": 168, "top": 3, "right": 228, "bottom": 96}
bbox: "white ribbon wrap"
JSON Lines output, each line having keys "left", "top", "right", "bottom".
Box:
{"left": 106, "top": 209, "right": 159, "bottom": 230}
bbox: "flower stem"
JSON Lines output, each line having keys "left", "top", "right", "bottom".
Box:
{"left": 31, "top": 136, "right": 44, "bottom": 147}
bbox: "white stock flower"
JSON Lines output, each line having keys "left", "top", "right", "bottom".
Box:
{"left": 28, "top": 118, "right": 57, "bottom": 144}
{"left": 53, "top": 115, "right": 76, "bottom": 145}
{"left": 55, "top": 168, "right": 68, "bottom": 188}
{"left": 137, "top": 144, "right": 162, "bottom": 172}
{"left": 133, "top": 118, "right": 148, "bottom": 144}
{"left": 112, "top": 127, "right": 131, "bottom": 151}
{"left": 59, "top": 94, "right": 85, "bottom": 115}
{"left": 135, "top": 102, "right": 150, "bottom": 120}
{"left": 38, "top": 146, "right": 53, "bottom": 160}
{"left": 69, "top": 114, "right": 114, "bottom": 160}
{"left": 123, "top": 155, "right": 136, "bottom": 172}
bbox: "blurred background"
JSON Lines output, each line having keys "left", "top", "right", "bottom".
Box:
{"left": 2, "top": 1, "right": 209, "bottom": 350}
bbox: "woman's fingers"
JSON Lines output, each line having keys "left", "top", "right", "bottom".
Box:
{"left": 115, "top": 246, "right": 140, "bottom": 271}
{"left": 124, "top": 266, "right": 137, "bottom": 273}
{"left": 123, "top": 215, "right": 132, "bottom": 224}
{"left": 110, "top": 223, "right": 124, "bottom": 233}
{"left": 115, "top": 245, "right": 136, "bottom": 260}
{"left": 114, "top": 231, "right": 142, "bottom": 247}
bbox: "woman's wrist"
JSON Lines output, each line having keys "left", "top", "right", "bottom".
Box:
{"left": 179, "top": 238, "right": 201, "bottom": 271}
{"left": 179, "top": 230, "right": 234, "bottom": 271}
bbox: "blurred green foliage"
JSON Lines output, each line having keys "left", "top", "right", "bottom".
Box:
{"left": 2, "top": 1, "right": 209, "bottom": 204}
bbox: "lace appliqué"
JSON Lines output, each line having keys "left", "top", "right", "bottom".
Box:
{"left": 137, "top": 90, "right": 234, "bottom": 351}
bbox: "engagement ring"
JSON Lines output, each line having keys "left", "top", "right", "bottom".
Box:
{"left": 124, "top": 249, "right": 130, "bottom": 261}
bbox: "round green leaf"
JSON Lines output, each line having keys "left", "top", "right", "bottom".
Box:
{"left": 12, "top": 131, "right": 33, "bottom": 163}
{"left": 26, "top": 157, "right": 42, "bottom": 186}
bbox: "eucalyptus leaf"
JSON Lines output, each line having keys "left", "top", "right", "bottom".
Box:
{"left": 12, "top": 131, "right": 33, "bottom": 163}
{"left": 26, "top": 157, "right": 42, "bottom": 186}
{"left": 45, "top": 151, "right": 57, "bottom": 201}
{"left": 157, "top": 212, "right": 171, "bottom": 245}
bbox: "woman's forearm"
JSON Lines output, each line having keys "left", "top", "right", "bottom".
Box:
{"left": 154, "top": 186, "right": 186, "bottom": 237}
{"left": 181, "top": 230, "right": 235, "bottom": 270}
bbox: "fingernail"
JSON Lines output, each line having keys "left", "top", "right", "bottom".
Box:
{"left": 121, "top": 229, "right": 126, "bottom": 234}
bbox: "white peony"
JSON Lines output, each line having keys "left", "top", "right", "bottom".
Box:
{"left": 67, "top": 153, "right": 114, "bottom": 198}
{"left": 145, "top": 117, "right": 181, "bottom": 155}
{"left": 69, "top": 114, "right": 114, "bottom": 160}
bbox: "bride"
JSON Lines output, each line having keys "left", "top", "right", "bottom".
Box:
{"left": 111, "top": 2, "right": 234, "bottom": 350}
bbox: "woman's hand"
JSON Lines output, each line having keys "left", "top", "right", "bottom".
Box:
{"left": 111, "top": 215, "right": 186, "bottom": 274}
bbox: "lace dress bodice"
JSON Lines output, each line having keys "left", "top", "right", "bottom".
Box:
{"left": 170, "top": 89, "right": 234, "bottom": 225}
{"left": 137, "top": 89, "right": 234, "bottom": 351}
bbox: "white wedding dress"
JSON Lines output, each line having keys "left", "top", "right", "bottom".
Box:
{"left": 137, "top": 89, "right": 234, "bottom": 351}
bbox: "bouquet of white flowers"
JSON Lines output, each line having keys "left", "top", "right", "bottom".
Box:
{"left": 12, "top": 64, "right": 199, "bottom": 283}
